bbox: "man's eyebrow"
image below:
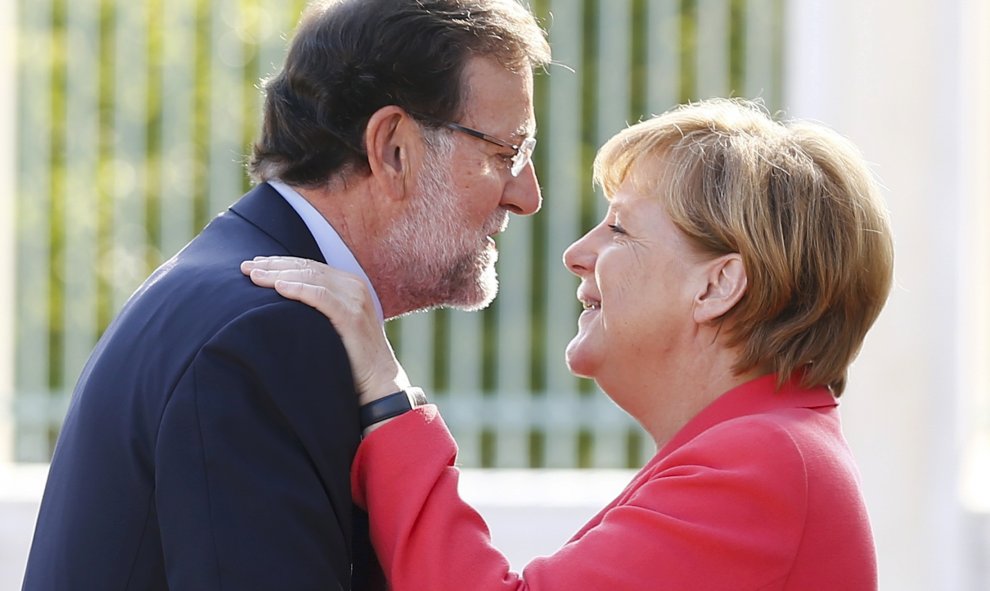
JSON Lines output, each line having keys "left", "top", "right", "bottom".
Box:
{"left": 513, "top": 121, "right": 536, "bottom": 139}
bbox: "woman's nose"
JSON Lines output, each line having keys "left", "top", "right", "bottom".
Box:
{"left": 563, "top": 229, "right": 596, "bottom": 276}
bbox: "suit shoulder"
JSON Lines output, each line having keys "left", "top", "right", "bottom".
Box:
{"left": 207, "top": 298, "right": 344, "bottom": 350}
{"left": 195, "top": 299, "right": 351, "bottom": 383}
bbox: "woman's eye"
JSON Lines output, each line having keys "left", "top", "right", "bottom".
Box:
{"left": 608, "top": 224, "right": 626, "bottom": 235}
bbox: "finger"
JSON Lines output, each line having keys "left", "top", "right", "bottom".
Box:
{"left": 246, "top": 268, "right": 278, "bottom": 287}
{"left": 241, "top": 258, "right": 297, "bottom": 277}
{"left": 241, "top": 256, "right": 316, "bottom": 273}
{"left": 247, "top": 267, "right": 321, "bottom": 288}
{"left": 243, "top": 258, "right": 365, "bottom": 288}
{"left": 245, "top": 261, "right": 375, "bottom": 330}
{"left": 252, "top": 255, "right": 313, "bottom": 267}
{"left": 273, "top": 280, "right": 337, "bottom": 320}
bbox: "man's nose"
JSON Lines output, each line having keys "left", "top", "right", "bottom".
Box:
{"left": 500, "top": 162, "right": 541, "bottom": 216}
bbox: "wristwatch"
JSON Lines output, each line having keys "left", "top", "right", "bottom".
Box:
{"left": 359, "top": 387, "right": 427, "bottom": 430}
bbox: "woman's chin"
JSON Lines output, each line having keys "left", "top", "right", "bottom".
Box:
{"left": 564, "top": 338, "right": 598, "bottom": 379}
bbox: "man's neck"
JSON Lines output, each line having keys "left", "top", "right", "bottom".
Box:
{"left": 294, "top": 182, "right": 406, "bottom": 320}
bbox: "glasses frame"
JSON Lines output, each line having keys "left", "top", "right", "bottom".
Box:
{"left": 424, "top": 118, "right": 536, "bottom": 177}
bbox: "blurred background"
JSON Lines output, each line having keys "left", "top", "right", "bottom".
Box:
{"left": 0, "top": 0, "right": 987, "bottom": 589}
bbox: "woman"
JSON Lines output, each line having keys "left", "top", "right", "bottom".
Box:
{"left": 242, "top": 98, "right": 893, "bottom": 590}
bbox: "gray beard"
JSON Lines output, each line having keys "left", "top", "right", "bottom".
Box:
{"left": 378, "top": 135, "right": 502, "bottom": 316}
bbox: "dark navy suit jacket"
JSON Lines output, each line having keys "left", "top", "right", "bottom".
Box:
{"left": 23, "top": 183, "right": 384, "bottom": 590}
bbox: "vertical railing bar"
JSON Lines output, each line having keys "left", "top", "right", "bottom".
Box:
{"left": 590, "top": 0, "right": 635, "bottom": 468}
{"left": 695, "top": 0, "right": 732, "bottom": 98}
{"left": 493, "top": 214, "right": 535, "bottom": 467}
{"left": 111, "top": 0, "right": 150, "bottom": 314}
{"left": 143, "top": 0, "right": 165, "bottom": 272}
{"left": 189, "top": 0, "right": 211, "bottom": 232}
{"left": 646, "top": 0, "right": 682, "bottom": 112}
{"left": 0, "top": 0, "right": 21, "bottom": 461}
{"left": 158, "top": 0, "right": 196, "bottom": 260}
{"left": 543, "top": 0, "right": 583, "bottom": 468}
{"left": 14, "top": 0, "right": 55, "bottom": 460}
{"left": 59, "top": 0, "right": 102, "bottom": 414}
{"left": 254, "top": 0, "right": 296, "bottom": 136}
{"left": 447, "top": 309, "right": 485, "bottom": 467}
{"left": 93, "top": 0, "right": 115, "bottom": 334}
{"left": 206, "top": 0, "right": 246, "bottom": 219}
{"left": 237, "top": 0, "right": 258, "bottom": 197}
{"left": 743, "top": 0, "right": 775, "bottom": 102}
{"left": 395, "top": 313, "right": 437, "bottom": 395}
{"left": 638, "top": 0, "right": 685, "bottom": 465}
{"left": 44, "top": 0, "right": 67, "bottom": 455}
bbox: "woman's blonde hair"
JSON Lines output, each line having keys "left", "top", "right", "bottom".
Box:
{"left": 594, "top": 98, "right": 894, "bottom": 395}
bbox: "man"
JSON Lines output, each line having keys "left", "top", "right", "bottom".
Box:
{"left": 22, "top": 0, "right": 550, "bottom": 589}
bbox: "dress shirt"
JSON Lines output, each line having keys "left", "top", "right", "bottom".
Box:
{"left": 269, "top": 179, "right": 384, "bottom": 323}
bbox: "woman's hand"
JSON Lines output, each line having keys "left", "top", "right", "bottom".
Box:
{"left": 240, "top": 256, "right": 410, "bottom": 406}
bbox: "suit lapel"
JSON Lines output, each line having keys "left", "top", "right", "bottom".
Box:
{"left": 228, "top": 182, "right": 327, "bottom": 264}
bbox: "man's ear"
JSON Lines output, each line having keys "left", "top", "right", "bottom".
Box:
{"left": 693, "top": 254, "right": 747, "bottom": 324}
{"left": 364, "top": 105, "right": 418, "bottom": 201}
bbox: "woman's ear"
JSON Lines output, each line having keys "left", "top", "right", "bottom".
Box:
{"left": 364, "top": 105, "right": 418, "bottom": 201}
{"left": 693, "top": 254, "right": 747, "bottom": 324}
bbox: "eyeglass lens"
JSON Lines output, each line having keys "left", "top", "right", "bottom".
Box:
{"left": 510, "top": 137, "right": 537, "bottom": 177}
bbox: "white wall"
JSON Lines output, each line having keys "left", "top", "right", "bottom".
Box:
{"left": 0, "top": 0, "right": 17, "bottom": 463}
{"left": 785, "top": 1, "right": 990, "bottom": 590}
{"left": 955, "top": 0, "right": 990, "bottom": 520}
{"left": 0, "top": 465, "right": 46, "bottom": 590}
{"left": 0, "top": 466, "right": 634, "bottom": 589}
{"left": 459, "top": 469, "right": 636, "bottom": 570}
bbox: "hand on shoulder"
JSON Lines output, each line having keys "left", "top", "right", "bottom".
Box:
{"left": 241, "top": 256, "right": 410, "bottom": 405}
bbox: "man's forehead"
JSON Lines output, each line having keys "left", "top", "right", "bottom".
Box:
{"left": 461, "top": 57, "right": 535, "bottom": 131}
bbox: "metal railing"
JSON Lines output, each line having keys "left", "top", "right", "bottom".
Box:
{"left": 9, "top": 0, "right": 784, "bottom": 466}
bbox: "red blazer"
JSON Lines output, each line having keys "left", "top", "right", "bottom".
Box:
{"left": 352, "top": 374, "right": 877, "bottom": 591}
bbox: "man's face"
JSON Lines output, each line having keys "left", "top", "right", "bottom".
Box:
{"left": 381, "top": 56, "right": 542, "bottom": 314}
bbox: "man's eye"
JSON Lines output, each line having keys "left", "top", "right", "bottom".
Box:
{"left": 608, "top": 224, "right": 626, "bottom": 235}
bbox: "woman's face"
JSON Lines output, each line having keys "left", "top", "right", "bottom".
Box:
{"left": 562, "top": 180, "right": 712, "bottom": 395}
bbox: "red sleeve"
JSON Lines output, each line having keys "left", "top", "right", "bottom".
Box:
{"left": 351, "top": 407, "right": 810, "bottom": 591}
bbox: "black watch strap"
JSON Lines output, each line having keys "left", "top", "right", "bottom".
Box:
{"left": 359, "top": 387, "right": 427, "bottom": 430}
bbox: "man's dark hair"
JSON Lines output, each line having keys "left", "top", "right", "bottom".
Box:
{"left": 248, "top": 0, "right": 551, "bottom": 188}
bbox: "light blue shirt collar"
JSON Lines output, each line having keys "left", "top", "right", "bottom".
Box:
{"left": 267, "top": 180, "right": 384, "bottom": 324}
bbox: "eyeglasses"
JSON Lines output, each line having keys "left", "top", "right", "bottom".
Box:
{"left": 437, "top": 121, "right": 537, "bottom": 177}
{"left": 441, "top": 122, "right": 536, "bottom": 177}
